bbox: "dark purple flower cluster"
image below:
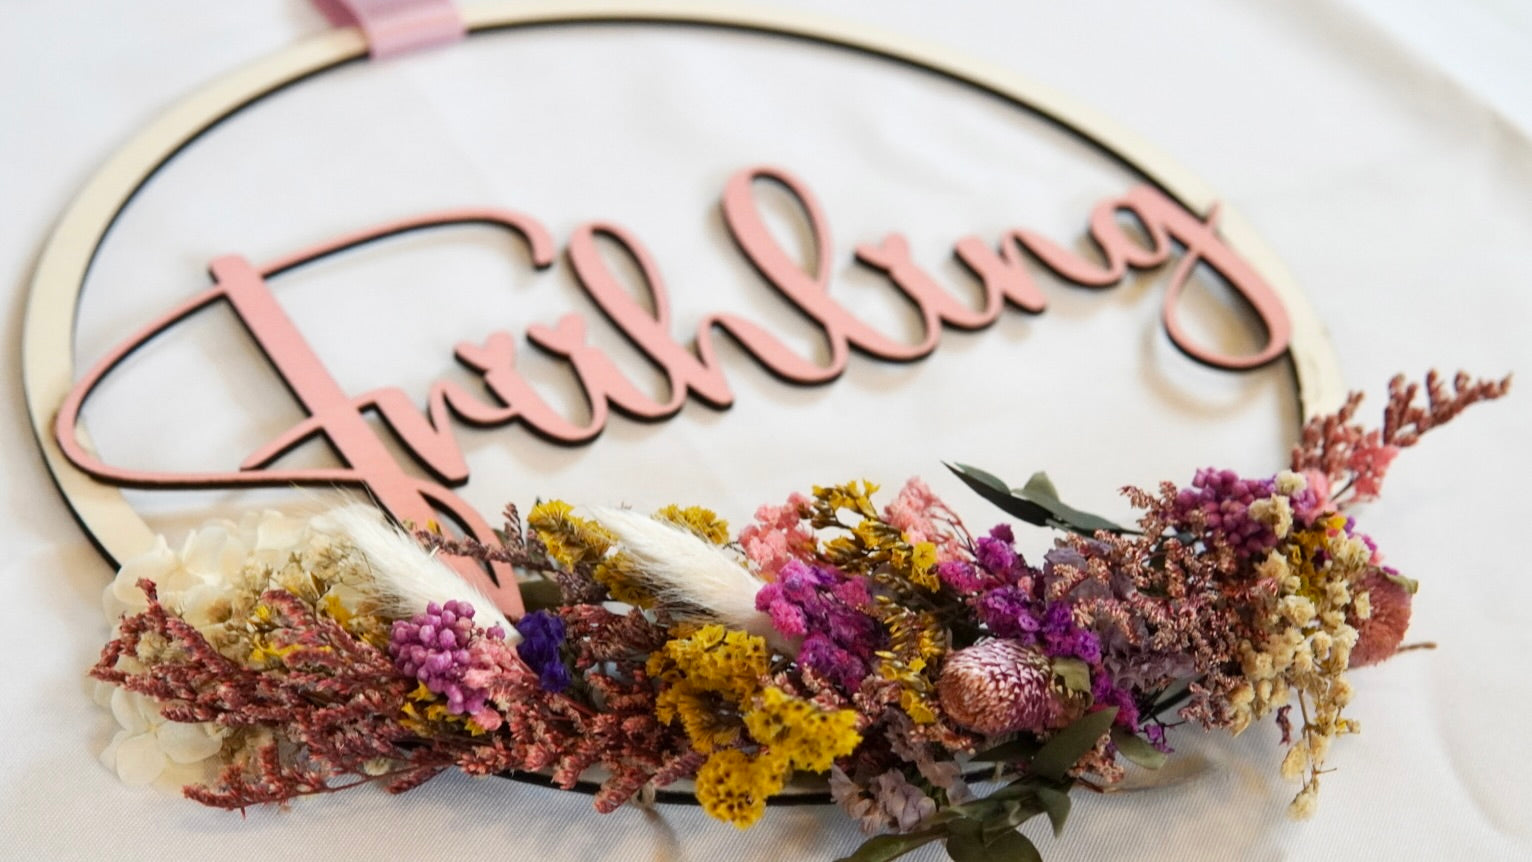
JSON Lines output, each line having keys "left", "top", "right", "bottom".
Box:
{"left": 1172, "top": 468, "right": 1279, "bottom": 557}
{"left": 756, "top": 560, "right": 883, "bottom": 692}
{"left": 514, "top": 610, "right": 572, "bottom": 693}
{"left": 937, "top": 525, "right": 1026, "bottom": 594}
{"left": 962, "top": 532, "right": 1147, "bottom": 729}
{"left": 390, "top": 599, "right": 505, "bottom": 715}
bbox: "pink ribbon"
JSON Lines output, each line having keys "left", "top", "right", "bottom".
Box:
{"left": 311, "top": 0, "right": 463, "bottom": 58}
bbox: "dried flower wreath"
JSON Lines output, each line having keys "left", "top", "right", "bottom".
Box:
{"left": 92, "top": 371, "right": 1507, "bottom": 861}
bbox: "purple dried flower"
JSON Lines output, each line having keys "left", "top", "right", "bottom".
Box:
{"left": 756, "top": 560, "right": 883, "bottom": 694}
{"left": 936, "top": 560, "right": 985, "bottom": 593}
{"left": 390, "top": 599, "right": 503, "bottom": 716}
{"left": 976, "top": 586, "right": 1042, "bottom": 639}
{"left": 975, "top": 534, "right": 1017, "bottom": 577}
{"left": 1172, "top": 468, "right": 1279, "bottom": 558}
{"left": 513, "top": 610, "right": 572, "bottom": 693}
{"left": 870, "top": 770, "right": 937, "bottom": 833}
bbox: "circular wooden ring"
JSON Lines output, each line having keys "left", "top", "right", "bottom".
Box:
{"left": 22, "top": 0, "right": 1343, "bottom": 802}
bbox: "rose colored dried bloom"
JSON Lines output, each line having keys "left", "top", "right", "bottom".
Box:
{"left": 936, "top": 639, "right": 1060, "bottom": 735}
{"left": 1349, "top": 571, "right": 1413, "bottom": 667}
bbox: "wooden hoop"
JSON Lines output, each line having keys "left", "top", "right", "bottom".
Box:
{"left": 23, "top": 0, "right": 1343, "bottom": 582}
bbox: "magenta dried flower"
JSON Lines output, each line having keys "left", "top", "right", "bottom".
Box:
{"left": 390, "top": 600, "right": 505, "bottom": 716}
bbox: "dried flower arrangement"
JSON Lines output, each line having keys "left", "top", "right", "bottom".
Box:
{"left": 92, "top": 372, "right": 1508, "bottom": 861}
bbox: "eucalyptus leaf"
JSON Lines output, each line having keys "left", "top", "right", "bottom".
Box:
{"left": 517, "top": 578, "right": 565, "bottom": 612}
{"left": 1015, "top": 471, "right": 1133, "bottom": 535}
{"left": 945, "top": 463, "right": 1134, "bottom": 536}
{"left": 1110, "top": 727, "right": 1168, "bottom": 770}
{"left": 982, "top": 828, "right": 1045, "bottom": 862}
{"left": 1029, "top": 707, "right": 1118, "bottom": 782}
{"left": 1034, "top": 786, "right": 1072, "bottom": 837}
{"left": 971, "top": 737, "right": 1041, "bottom": 763}
{"left": 945, "top": 463, "right": 1055, "bottom": 527}
{"left": 837, "top": 828, "right": 947, "bottom": 862}
{"left": 983, "top": 796, "right": 1043, "bottom": 833}
{"left": 944, "top": 820, "right": 987, "bottom": 862}
{"left": 1050, "top": 657, "right": 1092, "bottom": 695}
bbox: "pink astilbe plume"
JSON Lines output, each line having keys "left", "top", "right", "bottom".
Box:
{"left": 738, "top": 492, "right": 817, "bottom": 580}
{"left": 91, "top": 581, "right": 459, "bottom": 809}
{"left": 882, "top": 478, "right": 969, "bottom": 562}
{"left": 1292, "top": 371, "right": 1510, "bottom": 508}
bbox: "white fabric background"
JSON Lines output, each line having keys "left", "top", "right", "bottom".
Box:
{"left": 3, "top": 1, "right": 1529, "bottom": 859}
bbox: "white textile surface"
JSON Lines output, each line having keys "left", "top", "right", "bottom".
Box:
{"left": 2, "top": 1, "right": 1529, "bottom": 860}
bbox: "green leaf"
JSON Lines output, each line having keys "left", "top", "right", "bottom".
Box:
{"left": 1029, "top": 707, "right": 1118, "bottom": 782}
{"left": 983, "top": 796, "right": 1042, "bottom": 831}
{"left": 1110, "top": 727, "right": 1168, "bottom": 770}
{"left": 945, "top": 463, "right": 1134, "bottom": 536}
{"left": 1019, "top": 471, "right": 1060, "bottom": 499}
{"left": 1034, "top": 786, "right": 1072, "bottom": 837}
{"left": 838, "top": 829, "right": 947, "bottom": 862}
{"left": 517, "top": 578, "right": 565, "bottom": 612}
{"left": 944, "top": 819, "right": 987, "bottom": 862}
{"left": 945, "top": 463, "right": 1055, "bottom": 527}
{"left": 982, "top": 828, "right": 1044, "bottom": 862}
{"left": 1015, "top": 472, "right": 1133, "bottom": 535}
{"left": 971, "top": 737, "right": 1041, "bottom": 763}
{"left": 1050, "top": 657, "right": 1092, "bottom": 695}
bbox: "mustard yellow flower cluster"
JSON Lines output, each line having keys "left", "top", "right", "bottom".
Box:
{"left": 1231, "top": 481, "right": 1369, "bottom": 819}
{"left": 808, "top": 482, "right": 940, "bottom": 592}
{"left": 744, "top": 686, "right": 861, "bottom": 773}
{"left": 649, "top": 624, "right": 769, "bottom": 752}
{"left": 653, "top": 504, "right": 732, "bottom": 546}
{"left": 874, "top": 602, "right": 948, "bottom": 724}
{"left": 527, "top": 500, "right": 654, "bottom": 606}
{"left": 650, "top": 625, "right": 861, "bottom": 827}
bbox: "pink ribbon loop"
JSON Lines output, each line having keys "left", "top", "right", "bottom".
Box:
{"left": 311, "top": 0, "right": 464, "bottom": 59}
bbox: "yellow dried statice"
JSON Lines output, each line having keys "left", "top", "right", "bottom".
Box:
{"left": 809, "top": 481, "right": 940, "bottom": 592}
{"left": 743, "top": 686, "right": 861, "bottom": 773}
{"left": 695, "top": 687, "right": 860, "bottom": 829}
{"left": 653, "top": 504, "right": 731, "bottom": 546}
{"left": 694, "top": 748, "right": 786, "bottom": 828}
{"left": 649, "top": 625, "right": 769, "bottom": 752}
{"left": 873, "top": 601, "right": 947, "bottom": 724}
{"left": 1232, "top": 512, "right": 1369, "bottom": 819}
{"left": 528, "top": 500, "right": 658, "bottom": 606}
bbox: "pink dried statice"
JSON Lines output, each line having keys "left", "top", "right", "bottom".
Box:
{"left": 462, "top": 602, "right": 697, "bottom": 812}
{"left": 738, "top": 493, "right": 817, "bottom": 580}
{"left": 882, "top": 478, "right": 968, "bottom": 562}
{"left": 936, "top": 639, "right": 1061, "bottom": 735}
{"left": 1293, "top": 371, "right": 1510, "bottom": 508}
{"left": 93, "top": 581, "right": 460, "bottom": 809}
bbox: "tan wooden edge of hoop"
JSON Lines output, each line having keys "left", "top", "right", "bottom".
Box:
{"left": 21, "top": 0, "right": 1345, "bottom": 577}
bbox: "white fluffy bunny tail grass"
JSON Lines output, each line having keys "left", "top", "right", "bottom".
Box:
{"left": 323, "top": 503, "right": 515, "bottom": 638}
{"left": 587, "top": 506, "right": 789, "bottom": 653}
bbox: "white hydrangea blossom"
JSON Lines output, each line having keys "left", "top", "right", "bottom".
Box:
{"left": 96, "top": 510, "right": 322, "bottom": 786}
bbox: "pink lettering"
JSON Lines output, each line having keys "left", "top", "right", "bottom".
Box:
{"left": 55, "top": 167, "right": 1292, "bottom": 617}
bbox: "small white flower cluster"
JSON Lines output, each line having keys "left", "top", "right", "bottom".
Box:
{"left": 1224, "top": 472, "right": 1373, "bottom": 819}
{"left": 94, "top": 509, "right": 366, "bottom": 786}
